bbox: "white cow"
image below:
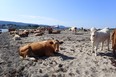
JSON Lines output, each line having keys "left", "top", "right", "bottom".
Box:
{"left": 69, "top": 27, "right": 77, "bottom": 34}
{"left": 13, "top": 34, "right": 21, "bottom": 40}
{"left": 90, "top": 27, "right": 110, "bottom": 56}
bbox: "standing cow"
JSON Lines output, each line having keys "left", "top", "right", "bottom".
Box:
{"left": 112, "top": 29, "right": 116, "bottom": 58}
{"left": 90, "top": 27, "right": 110, "bottom": 56}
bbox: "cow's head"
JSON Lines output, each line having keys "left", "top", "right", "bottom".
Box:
{"left": 91, "top": 31, "right": 96, "bottom": 37}
{"left": 90, "top": 30, "right": 97, "bottom": 41}
{"left": 49, "top": 40, "right": 63, "bottom": 53}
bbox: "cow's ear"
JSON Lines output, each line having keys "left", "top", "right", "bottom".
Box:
{"left": 59, "top": 41, "right": 63, "bottom": 44}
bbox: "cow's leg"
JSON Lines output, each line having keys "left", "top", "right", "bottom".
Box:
{"left": 95, "top": 42, "right": 99, "bottom": 56}
{"left": 107, "top": 39, "right": 110, "bottom": 51}
{"left": 23, "top": 49, "right": 29, "bottom": 60}
{"left": 91, "top": 41, "right": 94, "bottom": 53}
{"left": 29, "top": 57, "right": 36, "bottom": 61}
{"left": 19, "top": 52, "right": 28, "bottom": 60}
{"left": 95, "top": 42, "right": 99, "bottom": 51}
{"left": 19, "top": 50, "right": 28, "bottom": 60}
{"left": 113, "top": 49, "right": 116, "bottom": 58}
{"left": 19, "top": 56, "right": 24, "bottom": 59}
{"left": 19, "top": 45, "right": 30, "bottom": 60}
{"left": 101, "top": 41, "right": 104, "bottom": 51}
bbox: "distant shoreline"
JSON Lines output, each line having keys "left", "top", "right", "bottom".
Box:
{"left": 0, "top": 29, "right": 8, "bottom": 32}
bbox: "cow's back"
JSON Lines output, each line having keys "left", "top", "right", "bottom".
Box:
{"left": 95, "top": 29, "right": 110, "bottom": 41}
{"left": 29, "top": 41, "right": 55, "bottom": 56}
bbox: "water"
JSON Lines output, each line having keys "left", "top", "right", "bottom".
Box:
{"left": 0, "top": 29, "right": 8, "bottom": 32}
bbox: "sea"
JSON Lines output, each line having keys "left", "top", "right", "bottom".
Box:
{"left": 0, "top": 29, "right": 8, "bottom": 32}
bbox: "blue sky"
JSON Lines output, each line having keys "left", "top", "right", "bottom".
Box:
{"left": 0, "top": 0, "right": 116, "bottom": 28}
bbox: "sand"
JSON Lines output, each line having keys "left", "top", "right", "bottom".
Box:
{"left": 0, "top": 30, "right": 116, "bottom": 77}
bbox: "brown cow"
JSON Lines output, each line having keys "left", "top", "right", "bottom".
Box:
{"left": 112, "top": 29, "right": 116, "bottom": 58}
{"left": 51, "top": 30, "right": 61, "bottom": 34}
{"left": 13, "top": 34, "right": 21, "bottom": 40}
{"left": 34, "top": 32, "right": 44, "bottom": 36}
{"left": 48, "top": 29, "right": 61, "bottom": 34}
{"left": 48, "top": 27, "right": 53, "bottom": 34}
{"left": 19, "top": 30, "right": 29, "bottom": 37}
{"left": 19, "top": 39, "right": 63, "bottom": 60}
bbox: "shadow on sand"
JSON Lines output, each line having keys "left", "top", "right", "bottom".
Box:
{"left": 75, "top": 33, "right": 84, "bottom": 35}
{"left": 98, "top": 51, "right": 116, "bottom": 67}
{"left": 31, "top": 52, "right": 75, "bottom": 61}
{"left": 98, "top": 51, "right": 113, "bottom": 58}
{"left": 55, "top": 53, "right": 75, "bottom": 60}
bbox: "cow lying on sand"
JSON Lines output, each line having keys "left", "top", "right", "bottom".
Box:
{"left": 19, "top": 30, "right": 29, "bottom": 37}
{"left": 112, "top": 29, "right": 116, "bottom": 58}
{"left": 51, "top": 30, "right": 61, "bottom": 34}
{"left": 90, "top": 27, "right": 110, "bottom": 56}
{"left": 48, "top": 29, "right": 61, "bottom": 34}
{"left": 19, "top": 39, "right": 63, "bottom": 60}
{"left": 13, "top": 34, "right": 21, "bottom": 40}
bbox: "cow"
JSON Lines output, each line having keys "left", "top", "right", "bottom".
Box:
{"left": 48, "top": 27, "right": 53, "bottom": 34}
{"left": 51, "top": 30, "right": 61, "bottom": 34}
{"left": 13, "top": 34, "right": 21, "bottom": 40}
{"left": 47, "top": 27, "right": 61, "bottom": 34}
{"left": 12, "top": 34, "right": 21, "bottom": 40}
{"left": 9, "top": 31, "right": 18, "bottom": 35}
{"left": 19, "top": 39, "right": 63, "bottom": 60}
{"left": 34, "top": 32, "right": 44, "bottom": 36}
{"left": 34, "top": 29, "right": 42, "bottom": 33}
{"left": 69, "top": 27, "right": 77, "bottom": 34}
{"left": 90, "top": 27, "right": 110, "bottom": 56}
{"left": 19, "top": 30, "right": 29, "bottom": 37}
{"left": 112, "top": 29, "right": 116, "bottom": 58}
{"left": 33, "top": 29, "right": 45, "bottom": 36}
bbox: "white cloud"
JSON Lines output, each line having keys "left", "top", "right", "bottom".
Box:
{"left": 19, "top": 15, "right": 65, "bottom": 25}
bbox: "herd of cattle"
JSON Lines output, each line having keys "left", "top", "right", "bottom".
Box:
{"left": 9, "top": 27, "right": 61, "bottom": 40}
{"left": 6, "top": 27, "right": 116, "bottom": 61}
